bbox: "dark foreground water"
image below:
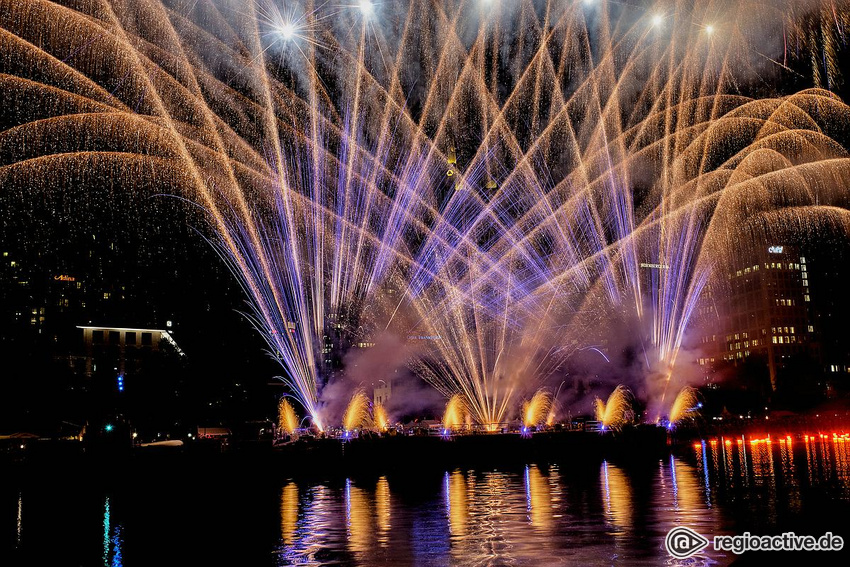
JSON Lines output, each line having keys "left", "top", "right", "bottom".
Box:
{"left": 3, "top": 435, "right": 850, "bottom": 566}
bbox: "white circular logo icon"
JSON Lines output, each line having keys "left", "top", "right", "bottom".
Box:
{"left": 665, "top": 526, "right": 710, "bottom": 559}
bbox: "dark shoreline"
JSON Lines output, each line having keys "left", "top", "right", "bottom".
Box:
{"left": 3, "top": 427, "right": 671, "bottom": 479}
{"left": 8, "top": 419, "right": 849, "bottom": 481}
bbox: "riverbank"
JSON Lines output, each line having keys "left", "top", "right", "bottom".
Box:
{"left": 3, "top": 426, "right": 671, "bottom": 478}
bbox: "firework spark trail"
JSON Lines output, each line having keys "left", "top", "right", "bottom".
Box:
{"left": 443, "top": 394, "right": 467, "bottom": 431}
{"left": 668, "top": 387, "right": 700, "bottom": 427}
{"left": 3, "top": 0, "right": 850, "bottom": 429}
{"left": 343, "top": 389, "right": 370, "bottom": 432}
{"left": 278, "top": 397, "right": 300, "bottom": 435}
{"left": 522, "top": 389, "right": 553, "bottom": 429}
{"left": 372, "top": 402, "right": 389, "bottom": 432}
{"left": 595, "top": 385, "right": 634, "bottom": 431}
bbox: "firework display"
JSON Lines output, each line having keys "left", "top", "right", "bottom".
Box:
{"left": 442, "top": 394, "right": 468, "bottom": 432}
{"left": 342, "top": 389, "right": 371, "bottom": 433}
{"left": 3, "top": 0, "right": 850, "bottom": 432}
{"left": 595, "top": 385, "right": 634, "bottom": 431}
{"left": 667, "top": 387, "right": 700, "bottom": 428}
{"left": 522, "top": 389, "right": 554, "bottom": 430}
{"left": 278, "top": 397, "right": 300, "bottom": 436}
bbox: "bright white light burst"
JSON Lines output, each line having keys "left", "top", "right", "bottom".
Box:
{"left": 358, "top": 0, "right": 374, "bottom": 16}
{"left": 277, "top": 22, "right": 296, "bottom": 40}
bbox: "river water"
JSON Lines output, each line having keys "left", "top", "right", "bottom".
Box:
{"left": 3, "top": 435, "right": 850, "bottom": 566}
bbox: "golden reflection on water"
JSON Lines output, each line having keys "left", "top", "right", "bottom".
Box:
{"left": 749, "top": 440, "right": 776, "bottom": 489}
{"left": 280, "top": 482, "right": 298, "bottom": 546}
{"left": 345, "top": 479, "right": 372, "bottom": 555}
{"left": 834, "top": 438, "right": 850, "bottom": 492}
{"left": 446, "top": 470, "right": 522, "bottom": 564}
{"left": 446, "top": 470, "right": 468, "bottom": 537}
{"left": 601, "top": 461, "right": 632, "bottom": 533}
{"left": 805, "top": 435, "right": 833, "bottom": 485}
{"left": 779, "top": 439, "right": 802, "bottom": 513}
{"left": 710, "top": 440, "right": 720, "bottom": 476}
{"left": 824, "top": 438, "right": 835, "bottom": 479}
{"left": 737, "top": 438, "right": 750, "bottom": 488}
{"left": 477, "top": 472, "right": 515, "bottom": 562}
{"left": 375, "top": 476, "right": 391, "bottom": 547}
{"left": 695, "top": 433, "right": 850, "bottom": 513}
{"left": 525, "top": 465, "right": 553, "bottom": 532}
{"left": 779, "top": 439, "right": 796, "bottom": 479}
{"left": 805, "top": 435, "right": 817, "bottom": 484}
{"left": 800, "top": 435, "right": 850, "bottom": 495}
{"left": 722, "top": 439, "right": 735, "bottom": 487}
{"left": 671, "top": 456, "right": 703, "bottom": 519}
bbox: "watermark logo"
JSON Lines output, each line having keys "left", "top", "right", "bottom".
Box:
{"left": 665, "top": 526, "right": 710, "bottom": 559}
{"left": 665, "top": 528, "right": 844, "bottom": 557}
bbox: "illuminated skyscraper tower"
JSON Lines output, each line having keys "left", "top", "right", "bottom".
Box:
{"left": 697, "top": 244, "right": 818, "bottom": 391}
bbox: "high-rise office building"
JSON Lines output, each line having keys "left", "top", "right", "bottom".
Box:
{"left": 696, "top": 244, "right": 819, "bottom": 391}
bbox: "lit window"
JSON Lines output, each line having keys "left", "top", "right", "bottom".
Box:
{"left": 805, "top": 295, "right": 810, "bottom": 302}
{"left": 808, "top": 325, "right": 814, "bottom": 332}
{"left": 773, "top": 336, "right": 778, "bottom": 344}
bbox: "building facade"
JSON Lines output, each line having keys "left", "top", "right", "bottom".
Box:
{"left": 697, "top": 244, "right": 819, "bottom": 391}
